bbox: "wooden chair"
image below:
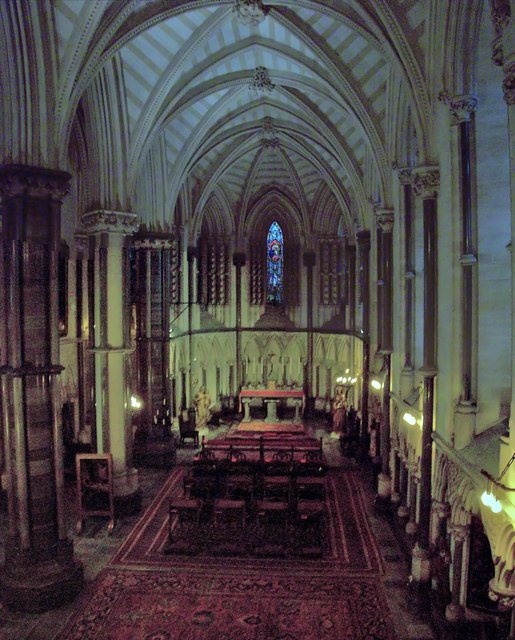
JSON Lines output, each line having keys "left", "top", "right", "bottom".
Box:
{"left": 214, "top": 498, "right": 246, "bottom": 529}
{"left": 262, "top": 451, "right": 294, "bottom": 503}
{"left": 178, "top": 412, "right": 199, "bottom": 447}
{"left": 224, "top": 450, "right": 255, "bottom": 501}
{"left": 294, "top": 450, "right": 327, "bottom": 501}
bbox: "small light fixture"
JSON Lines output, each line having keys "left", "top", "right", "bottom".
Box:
{"left": 403, "top": 412, "right": 417, "bottom": 426}
{"left": 371, "top": 379, "right": 382, "bottom": 390}
{"left": 131, "top": 395, "right": 142, "bottom": 409}
{"left": 481, "top": 489, "right": 502, "bottom": 513}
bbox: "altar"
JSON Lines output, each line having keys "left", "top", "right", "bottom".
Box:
{"left": 239, "top": 388, "right": 305, "bottom": 423}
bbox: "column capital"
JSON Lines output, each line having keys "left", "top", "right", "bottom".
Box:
{"left": 431, "top": 499, "right": 450, "bottom": 519}
{"left": 449, "top": 523, "right": 470, "bottom": 542}
{"left": 395, "top": 166, "right": 412, "bottom": 185}
{"left": 503, "top": 58, "right": 515, "bottom": 105}
{"left": 412, "top": 167, "right": 440, "bottom": 198}
{"left": 81, "top": 210, "right": 139, "bottom": 235}
{"left": 233, "top": 251, "right": 246, "bottom": 267}
{"left": 0, "top": 164, "right": 71, "bottom": 201}
{"left": 375, "top": 209, "right": 394, "bottom": 233}
{"left": 489, "top": 579, "right": 515, "bottom": 608}
{"left": 490, "top": 0, "right": 511, "bottom": 65}
{"left": 187, "top": 245, "right": 198, "bottom": 262}
{"left": 356, "top": 229, "right": 371, "bottom": 250}
{"left": 303, "top": 251, "right": 316, "bottom": 267}
{"left": 438, "top": 91, "right": 478, "bottom": 124}
{"left": 133, "top": 234, "right": 175, "bottom": 249}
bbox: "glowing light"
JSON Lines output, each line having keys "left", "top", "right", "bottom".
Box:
{"left": 131, "top": 395, "right": 142, "bottom": 409}
{"left": 403, "top": 412, "right": 416, "bottom": 426}
{"left": 481, "top": 490, "right": 502, "bottom": 513}
{"left": 371, "top": 379, "right": 382, "bottom": 390}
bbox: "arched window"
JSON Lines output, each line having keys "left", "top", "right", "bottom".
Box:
{"left": 267, "top": 221, "right": 284, "bottom": 304}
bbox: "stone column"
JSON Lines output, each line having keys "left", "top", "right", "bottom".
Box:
{"left": 347, "top": 243, "right": 357, "bottom": 331}
{"left": 410, "top": 167, "right": 439, "bottom": 587}
{"left": 445, "top": 524, "right": 470, "bottom": 622}
{"left": 81, "top": 210, "right": 139, "bottom": 509}
{"left": 233, "top": 252, "right": 246, "bottom": 391}
{"left": 376, "top": 211, "right": 394, "bottom": 502}
{"left": 397, "top": 458, "right": 410, "bottom": 519}
{"left": 187, "top": 246, "right": 197, "bottom": 407}
{"left": 406, "top": 466, "right": 419, "bottom": 537}
{"left": 0, "top": 165, "right": 83, "bottom": 611}
{"left": 501, "top": 40, "right": 515, "bottom": 490}
{"left": 303, "top": 251, "right": 316, "bottom": 413}
{"left": 357, "top": 230, "right": 371, "bottom": 442}
{"left": 442, "top": 94, "right": 480, "bottom": 446}
{"left": 133, "top": 235, "right": 174, "bottom": 431}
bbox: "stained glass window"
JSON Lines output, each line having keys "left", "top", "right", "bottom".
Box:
{"left": 267, "top": 221, "right": 283, "bottom": 304}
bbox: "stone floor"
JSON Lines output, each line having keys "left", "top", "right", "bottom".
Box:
{"left": 0, "top": 418, "right": 436, "bottom": 640}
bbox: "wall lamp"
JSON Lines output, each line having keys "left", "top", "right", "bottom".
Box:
{"left": 481, "top": 451, "right": 515, "bottom": 514}
{"left": 130, "top": 395, "right": 142, "bottom": 409}
{"left": 371, "top": 379, "right": 382, "bottom": 390}
{"left": 402, "top": 412, "right": 417, "bottom": 426}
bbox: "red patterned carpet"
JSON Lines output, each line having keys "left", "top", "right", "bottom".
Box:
{"left": 56, "top": 468, "right": 395, "bottom": 640}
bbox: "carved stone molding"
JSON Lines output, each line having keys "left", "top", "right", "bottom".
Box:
{"left": 449, "top": 523, "right": 470, "bottom": 542}
{"left": 396, "top": 166, "right": 412, "bottom": 185}
{"left": 375, "top": 210, "right": 394, "bottom": 233}
{"left": 249, "top": 66, "right": 274, "bottom": 95}
{"left": 489, "top": 579, "right": 515, "bottom": 608}
{"left": 81, "top": 210, "right": 139, "bottom": 235}
{"left": 432, "top": 499, "right": 450, "bottom": 520}
{"left": 133, "top": 237, "right": 175, "bottom": 250}
{"left": 439, "top": 91, "right": 478, "bottom": 124}
{"left": 75, "top": 233, "right": 89, "bottom": 256}
{"left": 411, "top": 167, "right": 440, "bottom": 199}
{"left": 232, "top": 0, "right": 268, "bottom": 26}
{"left": 0, "top": 164, "right": 71, "bottom": 200}
{"left": 503, "top": 60, "right": 515, "bottom": 105}
{"left": 490, "top": 0, "right": 511, "bottom": 65}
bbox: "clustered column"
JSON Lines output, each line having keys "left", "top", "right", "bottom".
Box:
{"left": 410, "top": 166, "right": 440, "bottom": 587}
{"left": 304, "top": 251, "right": 316, "bottom": 412}
{"left": 0, "top": 165, "right": 83, "bottom": 611}
{"left": 233, "top": 252, "right": 246, "bottom": 390}
{"left": 81, "top": 210, "right": 139, "bottom": 508}
{"left": 357, "top": 230, "right": 371, "bottom": 441}
{"left": 132, "top": 235, "right": 174, "bottom": 430}
{"left": 376, "top": 211, "right": 394, "bottom": 502}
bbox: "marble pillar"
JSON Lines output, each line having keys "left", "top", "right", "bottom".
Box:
{"left": 0, "top": 164, "right": 83, "bottom": 611}
{"left": 81, "top": 210, "right": 139, "bottom": 508}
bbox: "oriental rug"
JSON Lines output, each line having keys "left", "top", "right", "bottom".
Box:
{"left": 55, "top": 567, "right": 396, "bottom": 640}
{"left": 110, "top": 467, "right": 384, "bottom": 575}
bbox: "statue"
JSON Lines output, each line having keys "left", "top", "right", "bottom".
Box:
{"left": 331, "top": 385, "right": 347, "bottom": 435}
{"left": 266, "top": 353, "right": 279, "bottom": 388}
{"left": 193, "top": 387, "right": 212, "bottom": 429}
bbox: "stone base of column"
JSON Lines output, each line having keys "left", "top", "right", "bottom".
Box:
{"left": 391, "top": 491, "right": 400, "bottom": 505}
{"left": 377, "top": 472, "right": 392, "bottom": 498}
{"left": 0, "top": 539, "right": 83, "bottom": 612}
{"left": 445, "top": 602, "right": 464, "bottom": 623}
{"left": 398, "top": 504, "right": 410, "bottom": 518}
{"left": 453, "top": 402, "right": 478, "bottom": 450}
{"left": 411, "top": 542, "right": 431, "bottom": 583}
{"left": 406, "top": 520, "right": 418, "bottom": 536}
{"left": 407, "top": 543, "right": 432, "bottom": 619}
{"left": 113, "top": 467, "right": 141, "bottom": 516}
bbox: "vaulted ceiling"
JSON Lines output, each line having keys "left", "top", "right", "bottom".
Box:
{"left": 52, "top": 0, "right": 433, "bottom": 240}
